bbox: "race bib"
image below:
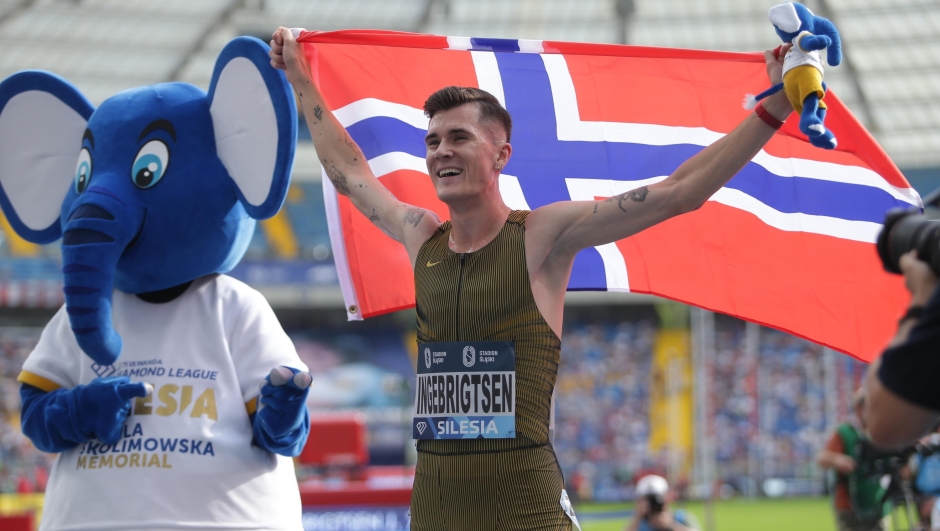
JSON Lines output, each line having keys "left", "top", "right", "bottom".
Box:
{"left": 413, "top": 341, "right": 516, "bottom": 439}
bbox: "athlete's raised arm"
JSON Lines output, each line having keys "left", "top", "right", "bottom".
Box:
{"left": 526, "top": 45, "right": 794, "bottom": 266}
{"left": 269, "top": 27, "right": 439, "bottom": 261}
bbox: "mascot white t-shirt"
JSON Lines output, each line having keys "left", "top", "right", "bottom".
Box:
{"left": 20, "top": 274, "right": 306, "bottom": 531}
{"left": 782, "top": 31, "right": 825, "bottom": 76}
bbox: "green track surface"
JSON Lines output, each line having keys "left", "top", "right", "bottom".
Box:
{"left": 576, "top": 498, "right": 842, "bottom": 531}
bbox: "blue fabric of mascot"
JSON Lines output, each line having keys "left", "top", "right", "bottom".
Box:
{"left": 744, "top": 2, "right": 842, "bottom": 149}
{"left": 0, "top": 37, "right": 311, "bottom": 531}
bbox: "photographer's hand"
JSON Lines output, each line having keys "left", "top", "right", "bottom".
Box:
{"left": 900, "top": 250, "right": 938, "bottom": 308}
{"left": 833, "top": 454, "right": 857, "bottom": 474}
{"left": 817, "top": 448, "right": 857, "bottom": 474}
{"left": 624, "top": 499, "right": 649, "bottom": 531}
{"left": 648, "top": 510, "right": 675, "bottom": 530}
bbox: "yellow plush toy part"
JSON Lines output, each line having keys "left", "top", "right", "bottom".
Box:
{"left": 745, "top": 2, "right": 842, "bottom": 149}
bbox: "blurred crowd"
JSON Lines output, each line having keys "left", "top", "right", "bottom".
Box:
{"left": 554, "top": 318, "right": 868, "bottom": 501}
{"left": 555, "top": 321, "right": 657, "bottom": 501}
{"left": 715, "top": 325, "right": 845, "bottom": 495}
{"left": 0, "top": 328, "right": 53, "bottom": 493}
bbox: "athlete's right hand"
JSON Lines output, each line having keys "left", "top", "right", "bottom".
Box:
{"left": 75, "top": 376, "right": 151, "bottom": 445}
{"left": 270, "top": 26, "right": 311, "bottom": 88}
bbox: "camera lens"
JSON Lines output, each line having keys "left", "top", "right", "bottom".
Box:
{"left": 646, "top": 493, "right": 664, "bottom": 514}
{"left": 876, "top": 208, "right": 940, "bottom": 276}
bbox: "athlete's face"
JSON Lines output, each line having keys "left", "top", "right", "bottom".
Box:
{"left": 424, "top": 103, "right": 510, "bottom": 204}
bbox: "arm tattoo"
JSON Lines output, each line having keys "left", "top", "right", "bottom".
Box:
{"left": 312, "top": 105, "right": 323, "bottom": 122}
{"left": 369, "top": 209, "right": 380, "bottom": 223}
{"left": 617, "top": 186, "right": 649, "bottom": 212}
{"left": 404, "top": 208, "right": 425, "bottom": 228}
{"left": 326, "top": 164, "right": 349, "bottom": 193}
{"left": 628, "top": 186, "right": 649, "bottom": 202}
{"left": 592, "top": 202, "right": 598, "bottom": 214}
{"left": 344, "top": 132, "right": 363, "bottom": 162}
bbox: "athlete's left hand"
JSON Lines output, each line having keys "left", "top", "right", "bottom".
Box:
{"left": 765, "top": 43, "right": 792, "bottom": 86}
{"left": 761, "top": 43, "right": 794, "bottom": 122}
{"left": 256, "top": 366, "right": 312, "bottom": 438}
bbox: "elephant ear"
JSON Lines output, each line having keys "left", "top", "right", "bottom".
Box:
{"left": 208, "top": 36, "right": 297, "bottom": 221}
{"left": 0, "top": 71, "right": 94, "bottom": 243}
{"left": 768, "top": 3, "right": 802, "bottom": 33}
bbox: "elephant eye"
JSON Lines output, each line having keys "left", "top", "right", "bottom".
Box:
{"left": 74, "top": 148, "right": 92, "bottom": 194}
{"left": 131, "top": 140, "right": 169, "bottom": 189}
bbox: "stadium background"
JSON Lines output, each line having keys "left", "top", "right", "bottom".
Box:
{"left": 0, "top": 0, "right": 937, "bottom": 529}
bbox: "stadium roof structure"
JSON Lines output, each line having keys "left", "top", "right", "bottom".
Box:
{"left": 0, "top": 0, "right": 937, "bottom": 175}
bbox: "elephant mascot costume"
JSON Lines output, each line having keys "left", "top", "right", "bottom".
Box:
{"left": 0, "top": 37, "right": 312, "bottom": 531}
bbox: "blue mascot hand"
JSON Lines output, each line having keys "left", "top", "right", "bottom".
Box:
{"left": 800, "top": 33, "right": 832, "bottom": 51}
{"left": 252, "top": 366, "right": 311, "bottom": 457}
{"left": 19, "top": 376, "right": 150, "bottom": 453}
{"left": 77, "top": 376, "right": 150, "bottom": 445}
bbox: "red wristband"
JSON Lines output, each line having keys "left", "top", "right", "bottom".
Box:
{"left": 755, "top": 101, "right": 785, "bottom": 130}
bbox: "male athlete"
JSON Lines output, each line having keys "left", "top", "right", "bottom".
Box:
{"left": 271, "top": 27, "right": 793, "bottom": 531}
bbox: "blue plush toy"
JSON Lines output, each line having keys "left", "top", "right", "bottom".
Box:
{"left": 745, "top": 2, "right": 842, "bottom": 149}
{"left": 0, "top": 37, "right": 312, "bottom": 531}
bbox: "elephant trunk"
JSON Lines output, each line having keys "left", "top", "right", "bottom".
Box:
{"left": 61, "top": 185, "right": 144, "bottom": 366}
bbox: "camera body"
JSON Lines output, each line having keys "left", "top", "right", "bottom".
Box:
{"left": 877, "top": 208, "right": 940, "bottom": 276}
{"left": 646, "top": 493, "right": 665, "bottom": 514}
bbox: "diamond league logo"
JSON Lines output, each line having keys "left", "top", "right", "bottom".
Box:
{"left": 416, "top": 421, "right": 428, "bottom": 435}
{"left": 91, "top": 363, "right": 116, "bottom": 377}
{"left": 424, "top": 347, "right": 431, "bottom": 369}
{"left": 462, "top": 345, "right": 476, "bottom": 367}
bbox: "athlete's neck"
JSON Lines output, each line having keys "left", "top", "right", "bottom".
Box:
{"left": 446, "top": 194, "right": 512, "bottom": 253}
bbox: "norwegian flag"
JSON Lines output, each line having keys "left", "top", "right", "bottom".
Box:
{"left": 299, "top": 30, "right": 919, "bottom": 362}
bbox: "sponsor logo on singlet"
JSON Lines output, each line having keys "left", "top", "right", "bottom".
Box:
{"left": 462, "top": 346, "right": 475, "bottom": 367}
{"left": 424, "top": 348, "right": 431, "bottom": 369}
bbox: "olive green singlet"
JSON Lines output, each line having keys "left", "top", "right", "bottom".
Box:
{"left": 410, "top": 211, "right": 574, "bottom": 531}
